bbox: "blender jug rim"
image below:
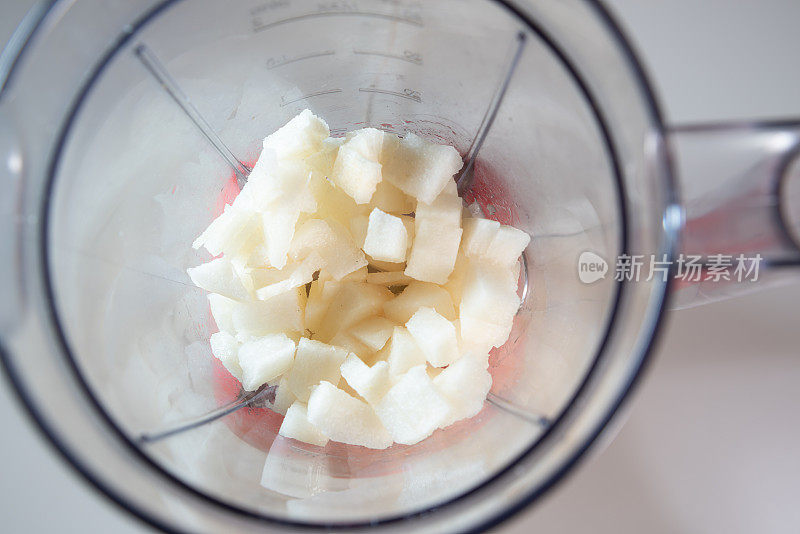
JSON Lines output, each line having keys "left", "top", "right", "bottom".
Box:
{"left": 0, "top": 0, "right": 678, "bottom": 531}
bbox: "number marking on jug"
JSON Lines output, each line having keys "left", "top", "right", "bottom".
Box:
{"left": 359, "top": 87, "right": 421, "bottom": 103}
{"left": 280, "top": 89, "right": 343, "bottom": 107}
{"left": 353, "top": 49, "right": 422, "bottom": 65}
{"left": 267, "top": 50, "right": 336, "bottom": 70}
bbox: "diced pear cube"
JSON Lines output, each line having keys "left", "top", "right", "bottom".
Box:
{"left": 290, "top": 219, "right": 367, "bottom": 280}
{"left": 329, "top": 332, "right": 375, "bottom": 364}
{"left": 208, "top": 293, "right": 237, "bottom": 333}
{"left": 458, "top": 315, "right": 511, "bottom": 353}
{"left": 209, "top": 331, "right": 242, "bottom": 380}
{"left": 332, "top": 148, "right": 381, "bottom": 204}
{"left": 193, "top": 205, "right": 260, "bottom": 258}
{"left": 459, "top": 264, "right": 520, "bottom": 338}
{"left": 307, "top": 136, "right": 344, "bottom": 182}
{"left": 348, "top": 214, "right": 369, "bottom": 248}
{"left": 279, "top": 402, "right": 329, "bottom": 447}
{"left": 349, "top": 316, "right": 395, "bottom": 351}
{"left": 187, "top": 257, "right": 250, "bottom": 301}
{"left": 262, "top": 109, "right": 330, "bottom": 160}
{"left": 307, "top": 171, "right": 364, "bottom": 228}
{"left": 287, "top": 338, "right": 349, "bottom": 402}
{"left": 380, "top": 132, "right": 463, "bottom": 204}
{"left": 316, "top": 282, "right": 392, "bottom": 342}
{"left": 345, "top": 127, "right": 384, "bottom": 160}
{"left": 340, "top": 354, "right": 391, "bottom": 404}
{"left": 433, "top": 351, "right": 492, "bottom": 427}
{"left": 238, "top": 334, "right": 297, "bottom": 391}
{"left": 484, "top": 225, "right": 531, "bottom": 268}
{"left": 254, "top": 252, "right": 324, "bottom": 301}
{"left": 307, "top": 381, "right": 393, "bottom": 449}
{"left": 442, "top": 252, "right": 469, "bottom": 304}
{"left": 363, "top": 208, "right": 408, "bottom": 263}
{"left": 383, "top": 326, "right": 427, "bottom": 377}
{"left": 332, "top": 128, "right": 385, "bottom": 204}
{"left": 260, "top": 205, "right": 301, "bottom": 270}
{"left": 461, "top": 218, "right": 500, "bottom": 257}
{"left": 405, "top": 307, "right": 460, "bottom": 367}
{"left": 404, "top": 221, "right": 462, "bottom": 285}
{"left": 305, "top": 279, "right": 339, "bottom": 334}
{"left": 383, "top": 281, "right": 456, "bottom": 324}
{"left": 374, "top": 366, "right": 450, "bottom": 445}
{"left": 414, "top": 187, "right": 462, "bottom": 228}
{"left": 231, "top": 288, "right": 304, "bottom": 337}
{"left": 371, "top": 179, "right": 415, "bottom": 215}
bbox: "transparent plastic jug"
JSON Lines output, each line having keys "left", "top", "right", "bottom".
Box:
{"left": 1, "top": 0, "right": 798, "bottom": 532}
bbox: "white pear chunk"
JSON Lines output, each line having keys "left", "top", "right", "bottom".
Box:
{"left": 375, "top": 366, "right": 450, "bottom": 445}
{"left": 461, "top": 218, "right": 500, "bottom": 258}
{"left": 305, "top": 279, "right": 340, "bottom": 334}
{"left": 193, "top": 205, "right": 259, "bottom": 258}
{"left": 307, "top": 381, "right": 393, "bottom": 449}
{"left": 348, "top": 214, "right": 369, "bottom": 248}
{"left": 458, "top": 315, "right": 511, "bottom": 354}
{"left": 383, "top": 281, "right": 456, "bottom": 324}
{"left": 382, "top": 326, "right": 427, "bottom": 377}
{"left": 414, "top": 184, "right": 462, "bottom": 228}
{"left": 484, "top": 225, "right": 531, "bottom": 269}
{"left": 332, "top": 128, "right": 384, "bottom": 204}
{"left": 405, "top": 307, "right": 460, "bottom": 367}
{"left": 349, "top": 316, "right": 395, "bottom": 352}
{"left": 433, "top": 352, "right": 492, "bottom": 427}
{"left": 329, "top": 332, "right": 375, "bottom": 364}
{"left": 404, "top": 221, "right": 462, "bottom": 285}
{"left": 288, "top": 338, "right": 350, "bottom": 402}
{"left": 363, "top": 208, "right": 408, "bottom": 263}
{"left": 238, "top": 334, "right": 297, "bottom": 391}
{"left": 458, "top": 264, "right": 520, "bottom": 342}
{"left": 380, "top": 132, "right": 463, "bottom": 204}
{"left": 315, "top": 282, "right": 392, "bottom": 342}
{"left": 209, "top": 331, "right": 242, "bottom": 379}
{"left": 290, "top": 219, "right": 367, "bottom": 280}
{"left": 262, "top": 109, "right": 330, "bottom": 160}
{"left": 279, "top": 402, "right": 329, "bottom": 447}
{"left": 187, "top": 257, "right": 250, "bottom": 301}
{"left": 307, "top": 136, "right": 345, "bottom": 181}
{"left": 254, "top": 252, "right": 324, "bottom": 301}
{"left": 340, "top": 354, "right": 391, "bottom": 404}
{"left": 231, "top": 288, "right": 304, "bottom": 337}
{"left": 371, "top": 179, "right": 415, "bottom": 214}
{"left": 208, "top": 293, "right": 237, "bottom": 333}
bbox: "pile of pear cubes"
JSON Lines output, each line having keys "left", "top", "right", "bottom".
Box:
{"left": 188, "top": 110, "right": 529, "bottom": 449}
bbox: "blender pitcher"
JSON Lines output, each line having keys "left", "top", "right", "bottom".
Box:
{"left": 1, "top": 0, "right": 798, "bottom": 532}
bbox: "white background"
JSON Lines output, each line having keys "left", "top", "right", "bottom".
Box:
{"left": 1, "top": 1, "right": 799, "bottom": 532}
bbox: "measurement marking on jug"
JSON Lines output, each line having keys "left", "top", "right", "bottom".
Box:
{"left": 253, "top": 11, "right": 423, "bottom": 33}
{"left": 353, "top": 49, "right": 423, "bottom": 65}
{"left": 267, "top": 50, "right": 335, "bottom": 70}
{"left": 280, "top": 89, "right": 343, "bottom": 107}
{"left": 359, "top": 87, "right": 422, "bottom": 103}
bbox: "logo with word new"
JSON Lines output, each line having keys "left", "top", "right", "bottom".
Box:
{"left": 578, "top": 251, "right": 608, "bottom": 284}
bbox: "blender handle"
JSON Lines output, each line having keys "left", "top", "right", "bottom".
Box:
{"left": 667, "top": 119, "right": 800, "bottom": 309}
{"left": 0, "top": 109, "right": 24, "bottom": 335}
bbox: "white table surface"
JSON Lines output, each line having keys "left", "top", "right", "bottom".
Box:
{"left": 1, "top": 1, "right": 799, "bottom": 533}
